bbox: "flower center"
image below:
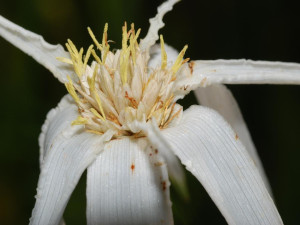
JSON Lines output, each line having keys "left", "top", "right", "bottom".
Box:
{"left": 58, "top": 23, "right": 188, "bottom": 137}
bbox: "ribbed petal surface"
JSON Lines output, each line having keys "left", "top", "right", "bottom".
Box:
{"left": 144, "top": 105, "right": 283, "bottom": 225}
{"left": 194, "top": 84, "right": 272, "bottom": 193}
{"left": 30, "top": 96, "right": 114, "bottom": 225}
{"left": 86, "top": 137, "right": 173, "bottom": 225}
{"left": 147, "top": 46, "right": 188, "bottom": 196}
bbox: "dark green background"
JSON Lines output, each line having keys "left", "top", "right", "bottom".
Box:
{"left": 0, "top": 0, "right": 299, "bottom": 224}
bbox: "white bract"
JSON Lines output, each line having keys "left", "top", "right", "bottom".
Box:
{"left": 1, "top": 0, "right": 300, "bottom": 224}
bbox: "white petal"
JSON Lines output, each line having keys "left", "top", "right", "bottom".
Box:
{"left": 194, "top": 84, "right": 272, "bottom": 193}
{"left": 38, "top": 95, "right": 75, "bottom": 166}
{"left": 192, "top": 59, "right": 300, "bottom": 85}
{"left": 0, "top": 15, "right": 72, "bottom": 83}
{"left": 140, "top": 0, "right": 180, "bottom": 51}
{"left": 31, "top": 97, "right": 114, "bottom": 225}
{"left": 143, "top": 106, "right": 283, "bottom": 224}
{"left": 86, "top": 137, "right": 173, "bottom": 225}
{"left": 130, "top": 104, "right": 188, "bottom": 198}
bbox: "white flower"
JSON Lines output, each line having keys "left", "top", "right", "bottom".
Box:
{"left": 1, "top": 0, "right": 299, "bottom": 224}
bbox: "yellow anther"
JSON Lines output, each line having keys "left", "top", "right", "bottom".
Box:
{"left": 129, "top": 25, "right": 141, "bottom": 65}
{"left": 56, "top": 57, "right": 73, "bottom": 65}
{"left": 120, "top": 49, "right": 130, "bottom": 84}
{"left": 181, "top": 57, "right": 190, "bottom": 65}
{"left": 120, "top": 22, "right": 131, "bottom": 84}
{"left": 101, "top": 23, "right": 110, "bottom": 63}
{"left": 72, "top": 116, "right": 88, "bottom": 125}
{"left": 91, "top": 50, "right": 102, "bottom": 64}
{"left": 102, "top": 48, "right": 109, "bottom": 64}
{"left": 67, "top": 39, "right": 79, "bottom": 55}
{"left": 78, "top": 47, "right": 84, "bottom": 58}
{"left": 88, "top": 64, "right": 99, "bottom": 92}
{"left": 129, "top": 25, "right": 136, "bottom": 65}
{"left": 90, "top": 108, "right": 105, "bottom": 121}
{"left": 122, "top": 22, "right": 128, "bottom": 52}
{"left": 172, "top": 45, "right": 188, "bottom": 74}
{"left": 87, "top": 27, "right": 103, "bottom": 51}
{"left": 65, "top": 43, "right": 76, "bottom": 63}
{"left": 65, "top": 40, "right": 84, "bottom": 77}
{"left": 133, "top": 28, "right": 141, "bottom": 43}
{"left": 130, "top": 23, "right": 135, "bottom": 34}
{"left": 130, "top": 37, "right": 136, "bottom": 64}
{"left": 65, "top": 76, "right": 80, "bottom": 104}
{"left": 102, "top": 23, "right": 108, "bottom": 47}
{"left": 83, "top": 45, "right": 94, "bottom": 73}
{"left": 130, "top": 24, "right": 141, "bottom": 44}
{"left": 94, "top": 92, "right": 106, "bottom": 120}
{"left": 160, "top": 35, "right": 167, "bottom": 70}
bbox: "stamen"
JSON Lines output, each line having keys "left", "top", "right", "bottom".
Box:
{"left": 87, "top": 64, "right": 99, "bottom": 92}
{"left": 90, "top": 108, "right": 105, "bottom": 121}
{"left": 172, "top": 45, "right": 188, "bottom": 74}
{"left": 162, "top": 107, "right": 182, "bottom": 128}
{"left": 102, "top": 23, "right": 108, "bottom": 47}
{"left": 107, "top": 112, "right": 121, "bottom": 126}
{"left": 94, "top": 92, "right": 106, "bottom": 120}
{"left": 122, "top": 22, "right": 128, "bottom": 52}
{"left": 160, "top": 94, "right": 174, "bottom": 125}
{"left": 65, "top": 76, "right": 80, "bottom": 104}
{"left": 60, "top": 22, "right": 189, "bottom": 137}
{"left": 101, "top": 23, "right": 110, "bottom": 63}
{"left": 91, "top": 49, "right": 102, "bottom": 64}
{"left": 129, "top": 26, "right": 141, "bottom": 65}
{"left": 87, "top": 27, "right": 103, "bottom": 51}
{"left": 120, "top": 22, "right": 129, "bottom": 84}
{"left": 65, "top": 40, "right": 85, "bottom": 77}
{"left": 87, "top": 64, "right": 106, "bottom": 121}
{"left": 72, "top": 116, "right": 88, "bottom": 125}
{"left": 83, "top": 45, "right": 94, "bottom": 73}
{"left": 160, "top": 35, "right": 167, "bottom": 70}
{"left": 67, "top": 39, "right": 79, "bottom": 54}
{"left": 56, "top": 57, "right": 73, "bottom": 65}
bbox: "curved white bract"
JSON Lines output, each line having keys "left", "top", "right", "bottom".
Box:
{"left": 140, "top": 0, "right": 180, "bottom": 51}
{"left": 30, "top": 96, "right": 114, "bottom": 225}
{"left": 86, "top": 137, "right": 173, "bottom": 225}
{"left": 0, "top": 15, "right": 72, "bottom": 83}
{"left": 194, "top": 84, "right": 272, "bottom": 194}
{"left": 38, "top": 95, "right": 77, "bottom": 166}
{"left": 144, "top": 106, "right": 283, "bottom": 225}
{"left": 192, "top": 59, "right": 300, "bottom": 85}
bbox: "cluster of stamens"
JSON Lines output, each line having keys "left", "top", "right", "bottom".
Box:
{"left": 58, "top": 23, "right": 188, "bottom": 137}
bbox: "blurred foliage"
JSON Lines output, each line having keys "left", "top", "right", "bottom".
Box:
{"left": 0, "top": 0, "right": 299, "bottom": 224}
